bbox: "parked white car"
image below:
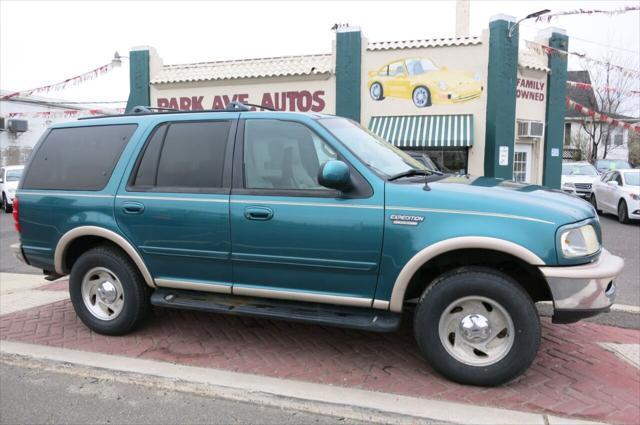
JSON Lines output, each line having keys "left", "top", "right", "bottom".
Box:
{"left": 0, "top": 165, "right": 24, "bottom": 213}
{"left": 561, "top": 162, "right": 600, "bottom": 199}
{"left": 591, "top": 169, "right": 640, "bottom": 224}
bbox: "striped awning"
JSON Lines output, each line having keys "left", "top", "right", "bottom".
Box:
{"left": 368, "top": 114, "right": 474, "bottom": 148}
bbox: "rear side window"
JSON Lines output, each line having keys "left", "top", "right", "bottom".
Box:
{"left": 130, "top": 120, "right": 231, "bottom": 191}
{"left": 22, "top": 124, "right": 137, "bottom": 191}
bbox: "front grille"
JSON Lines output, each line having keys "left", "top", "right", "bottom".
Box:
{"left": 574, "top": 183, "right": 592, "bottom": 190}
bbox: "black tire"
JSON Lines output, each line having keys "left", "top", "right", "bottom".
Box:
{"left": 2, "top": 193, "right": 11, "bottom": 213}
{"left": 590, "top": 194, "right": 601, "bottom": 214}
{"left": 414, "top": 267, "right": 540, "bottom": 386}
{"left": 412, "top": 86, "right": 432, "bottom": 107}
{"left": 618, "top": 200, "right": 631, "bottom": 224}
{"left": 69, "top": 245, "right": 151, "bottom": 335}
{"left": 369, "top": 82, "right": 384, "bottom": 100}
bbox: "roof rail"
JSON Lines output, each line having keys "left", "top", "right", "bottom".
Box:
{"left": 78, "top": 101, "right": 274, "bottom": 120}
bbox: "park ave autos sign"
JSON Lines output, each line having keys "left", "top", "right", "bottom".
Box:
{"left": 156, "top": 90, "right": 327, "bottom": 112}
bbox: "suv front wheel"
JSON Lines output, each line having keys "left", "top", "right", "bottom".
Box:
{"left": 69, "top": 245, "right": 151, "bottom": 335}
{"left": 414, "top": 267, "right": 540, "bottom": 386}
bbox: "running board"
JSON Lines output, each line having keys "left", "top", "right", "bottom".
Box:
{"left": 150, "top": 288, "right": 401, "bottom": 333}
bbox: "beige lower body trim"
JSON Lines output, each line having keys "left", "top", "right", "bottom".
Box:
{"left": 388, "top": 237, "right": 545, "bottom": 313}
{"left": 372, "top": 299, "right": 390, "bottom": 310}
{"left": 155, "top": 279, "right": 231, "bottom": 294}
{"left": 54, "top": 226, "right": 156, "bottom": 288}
{"left": 233, "top": 286, "right": 372, "bottom": 308}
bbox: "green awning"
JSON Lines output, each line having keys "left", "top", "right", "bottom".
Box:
{"left": 368, "top": 114, "right": 474, "bottom": 148}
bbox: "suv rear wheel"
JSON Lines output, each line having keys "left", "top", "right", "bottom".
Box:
{"left": 69, "top": 245, "right": 151, "bottom": 335}
{"left": 414, "top": 267, "right": 540, "bottom": 386}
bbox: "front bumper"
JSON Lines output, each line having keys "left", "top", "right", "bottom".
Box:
{"left": 539, "top": 249, "right": 623, "bottom": 323}
{"left": 10, "top": 243, "right": 28, "bottom": 265}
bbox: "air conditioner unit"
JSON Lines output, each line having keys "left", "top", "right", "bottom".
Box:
{"left": 517, "top": 120, "right": 544, "bottom": 138}
{"left": 8, "top": 119, "right": 28, "bottom": 133}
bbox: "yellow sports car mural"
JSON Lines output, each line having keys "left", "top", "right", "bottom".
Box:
{"left": 367, "top": 57, "right": 483, "bottom": 108}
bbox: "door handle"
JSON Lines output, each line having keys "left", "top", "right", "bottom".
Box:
{"left": 244, "top": 206, "right": 273, "bottom": 221}
{"left": 122, "top": 201, "right": 145, "bottom": 215}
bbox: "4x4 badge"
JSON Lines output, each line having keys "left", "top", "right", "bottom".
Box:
{"left": 390, "top": 214, "right": 425, "bottom": 226}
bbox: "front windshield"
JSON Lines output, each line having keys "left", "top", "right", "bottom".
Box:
{"left": 624, "top": 172, "right": 639, "bottom": 186}
{"left": 562, "top": 164, "right": 598, "bottom": 176}
{"left": 598, "top": 159, "right": 632, "bottom": 170}
{"left": 406, "top": 58, "right": 439, "bottom": 75}
{"left": 6, "top": 169, "right": 22, "bottom": 181}
{"left": 319, "top": 118, "right": 427, "bottom": 177}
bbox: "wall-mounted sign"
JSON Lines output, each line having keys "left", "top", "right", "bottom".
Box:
{"left": 366, "top": 57, "right": 483, "bottom": 109}
{"left": 516, "top": 78, "right": 545, "bottom": 102}
{"left": 499, "top": 146, "right": 510, "bottom": 166}
{"left": 156, "top": 90, "right": 326, "bottom": 112}
{"left": 551, "top": 148, "right": 560, "bottom": 157}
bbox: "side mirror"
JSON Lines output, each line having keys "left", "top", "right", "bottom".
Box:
{"left": 318, "top": 160, "right": 351, "bottom": 191}
{"left": 607, "top": 180, "right": 619, "bottom": 187}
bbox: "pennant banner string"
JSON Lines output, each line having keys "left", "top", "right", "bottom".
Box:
{"left": 536, "top": 6, "right": 640, "bottom": 22}
{"left": 567, "top": 80, "right": 640, "bottom": 96}
{"left": 525, "top": 40, "right": 640, "bottom": 78}
{"left": 2, "top": 62, "right": 119, "bottom": 100}
{"left": 5, "top": 108, "right": 125, "bottom": 118}
{"left": 566, "top": 97, "right": 640, "bottom": 134}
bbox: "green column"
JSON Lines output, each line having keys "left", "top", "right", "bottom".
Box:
{"left": 484, "top": 17, "right": 519, "bottom": 179}
{"left": 542, "top": 31, "right": 569, "bottom": 189}
{"left": 125, "top": 49, "right": 150, "bottom": 113}
{"left": 335, "top": 28, "right": 361, "bottom": 122}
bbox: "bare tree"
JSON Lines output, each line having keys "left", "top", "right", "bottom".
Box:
{"left": 579, "top": 50, "right": 638, "bottom": 163}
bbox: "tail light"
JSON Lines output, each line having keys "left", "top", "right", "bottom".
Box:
{"left": 12, "top": 195, "right": 20, "bottom": 233}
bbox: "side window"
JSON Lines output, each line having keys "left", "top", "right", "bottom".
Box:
{"left": 243, "top": 120, "right": 337, "bottom": 191}
{"left": 601, "top": 172, "right": 611, "bottom": 182}
{"left": 130, "top": 121, "right": 230, "bottom": 191}
{"left": 22, "top": 124, "right": 137, "bottom": 191}
{"left": 615, "top": 173, "right": 623, "bottom": 186}
{"left": 378, "top": 65, "right": 389, "bottom": 77}
{"left": 388, "top": 61, "right": 406, "bottom": 77}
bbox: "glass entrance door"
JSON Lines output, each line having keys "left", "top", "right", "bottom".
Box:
{"left": 513, "top": 144, "right": 533, "bottom": 183}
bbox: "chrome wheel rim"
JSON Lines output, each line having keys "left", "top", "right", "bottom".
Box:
{"left": 370, "top": 83, "right": 382, "bottom": 100}
{"left": 438, "top": 296, "right": 515, "bottom": 366}
{"left": 81, "top": 267, "right": 125, "bottom": 321}
{"left": 413, "top": 87, "right": 429, "bottom": 107}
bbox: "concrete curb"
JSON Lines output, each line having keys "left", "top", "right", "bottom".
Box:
{"left": 0, "top": 341, "right": 603, "bottom": 425}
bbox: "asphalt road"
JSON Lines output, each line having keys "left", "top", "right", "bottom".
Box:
{"left": 1, "top": 211, "right": 638, "bottom": 306}
{"left": 0, "top": 362, "right": 365, "bottom": 425}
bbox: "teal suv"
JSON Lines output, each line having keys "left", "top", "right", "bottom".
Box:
{"left": 11, "top": 104, "right": 623, "bottom": 386}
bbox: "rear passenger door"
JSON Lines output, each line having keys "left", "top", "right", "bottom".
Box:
{"left": 116, "top": 117, "right": 237, "bottom": 293}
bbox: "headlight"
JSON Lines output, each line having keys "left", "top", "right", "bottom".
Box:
{"left": 439, "top": 81, "right": 447, "bottom": 90}
{"left": 562, "top": 182, "right": 575, "bottom": 189}
{"left": 560, "top": 225, "right": 600, "bottom": 258}
{"left": 631, "top": 193, "right": 640, "bottom": 201}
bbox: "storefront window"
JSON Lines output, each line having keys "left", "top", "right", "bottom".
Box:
{"left": 404, "top": 148, "right": 468, "bottom": 174}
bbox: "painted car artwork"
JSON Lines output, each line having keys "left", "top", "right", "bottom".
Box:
{"left": 367, "top": 57, "right": 483, "bottom": 108}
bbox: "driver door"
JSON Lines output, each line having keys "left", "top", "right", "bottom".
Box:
{"left": 229, "top": 118, "right": 384, "bottom": 304}
{"left": 386, "top": 61, "right": 411, "bottom": 98}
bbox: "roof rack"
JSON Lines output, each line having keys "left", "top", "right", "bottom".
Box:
{"left": 78, "top": 101, "right": 273, "bottom": 120}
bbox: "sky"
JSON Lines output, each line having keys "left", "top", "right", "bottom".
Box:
{"left": 1, "top": 0, "right": 639, "bottom": 108}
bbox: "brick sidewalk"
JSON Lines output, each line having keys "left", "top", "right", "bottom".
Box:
{"left": 1, "top": 297, "right": 638, "bottom": 425}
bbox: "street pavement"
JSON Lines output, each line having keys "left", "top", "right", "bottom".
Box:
{"left": 1, "top": 275, "right": 638, "bottom": 425}
{"left": 0, "top": 362, "right": 367, "bottom": 425}
{"left": 2, "top": 209, "right": 638, "bottom": 305}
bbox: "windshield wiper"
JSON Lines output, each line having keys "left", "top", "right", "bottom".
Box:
{"left": 388, "top": 169, "right": 433, "bottom": 181}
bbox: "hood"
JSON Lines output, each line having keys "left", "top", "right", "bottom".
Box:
{"left": 414, "top": 70, "right": 476, "bottom": 84}
{"left": 561, "top": 175, "right": 599, "bottom": 185}
{"left": 3, "top": 181, "right": 19, "bottom": 191}
{"left": 387, "top": 175, "right": 595, "bottom": 225}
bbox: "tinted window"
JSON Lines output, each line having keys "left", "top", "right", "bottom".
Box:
{"left": 131, "top": 121, "right": 230, "bottom": 191}
{"left": 243, "top": 120, "right": 337, "bottom": 190}
{"left": 22, "top": 124, "right": 137, "bottom": 191}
